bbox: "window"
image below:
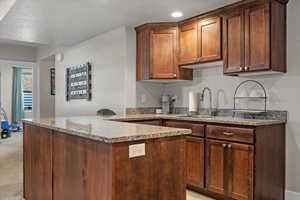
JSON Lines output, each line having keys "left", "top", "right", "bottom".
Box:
{"left": 22, "top": 68, "right": 33, "bottom": 111}
{"left": 23, "top": 91, "right": 32, "bottom": 111}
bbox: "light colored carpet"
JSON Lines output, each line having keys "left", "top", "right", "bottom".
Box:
{"left": 0, "top": 133, "right": 23, "bottom": 200}
{"left": 0, "top": 133, "right": 213, "bottom": 200}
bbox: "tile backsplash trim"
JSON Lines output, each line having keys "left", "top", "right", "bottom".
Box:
{"left": 126, "top": 107, "right": 287, "bottom": 122}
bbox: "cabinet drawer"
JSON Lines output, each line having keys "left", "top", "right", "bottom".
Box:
{"left": 133, "top": 120, "right": 162, "bottom": 126}
{"left": 206, "top": 125, "right": 254, "bottom": 144}
{"left": 165, "top": 121, "right": 205, "bottom": 137}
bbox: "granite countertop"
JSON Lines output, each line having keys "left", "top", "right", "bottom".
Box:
{"left": 23, "top": 116, "right": 191, "bottom": 143}
{"left": 23, "top": 114, "right": 285, "bottom": 143}
{"left": 107, "top": 114, "right": 286, "bottom": 126}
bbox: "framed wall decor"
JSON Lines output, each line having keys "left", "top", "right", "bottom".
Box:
{"left": 50, "top": 68, "right": 55, "bottom": 95}
{"left": 66, "top": 62, "right": 92, "bottom": 101}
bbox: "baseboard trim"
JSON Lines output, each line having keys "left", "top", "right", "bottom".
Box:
{"left": 286, "top": 190, "right": 300, "bottom": 200}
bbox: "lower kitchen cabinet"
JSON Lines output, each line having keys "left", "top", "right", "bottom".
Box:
{"left": 205, "top": 140, "right": 226, "bottom": 195}
{"left": 163, "top": 120, "right": 285, "bottom": 200}
{"left": 206, "top": 140, "right": 254, "bottom": 200}
{"left": 228, "top": 143, "right": 254, "bottom": 200}
{"left": 186, "top": 137, "right": 205, "bottom": 189}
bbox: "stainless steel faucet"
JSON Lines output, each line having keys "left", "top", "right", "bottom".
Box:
{"left": 201, "top": 87, "right": 213, "bottom": 116}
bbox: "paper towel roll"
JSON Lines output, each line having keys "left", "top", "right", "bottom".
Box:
{"left": 189, "top": 92, "right": 198, "bottom": 112}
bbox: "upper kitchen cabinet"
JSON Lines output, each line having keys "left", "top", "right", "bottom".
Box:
{"left": 223, "top": 9, "right": 245, "bottom": 74}
{"left": 179, "top": 16, "right": 222, "bottom": 65}
{"left": 179, "top": 20, "right": 199, "bottom": 65}
{"left": 136, "top": 0, "right": 289, "bottom": 77}
{"left": 198, "top": 17, "right": 222, "bottom": 62}
{"left": 135, "top": 23, "right": 193, "bottom": 81}
{"left": 224, "top": 0, "right": 288, "bottom": 75}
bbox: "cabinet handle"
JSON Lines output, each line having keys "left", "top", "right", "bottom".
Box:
{"left": 223, "top": 132, "right": 234, "bottom": 136}
{"left": 222, "top": 144, "right": 227, "bottom": 148}
{"left": 227, "top": 144, "right": 232, "bottom": 149}
{"left": 239, "top": 67, "right": 243, "bottom": 71}
{"left": 245, "top": 66, "right": 249, "bottom": 71}
{"left": 173, "top": 74, "right": 177, "bottom": 78}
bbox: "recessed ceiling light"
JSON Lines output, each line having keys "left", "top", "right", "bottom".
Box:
{"left": 171, "top": 11, "right": 183, "bottom": 18}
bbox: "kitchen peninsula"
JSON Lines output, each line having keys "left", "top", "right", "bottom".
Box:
{"left": 23, "top": 114, "right": 286, "bottom": 200}
{"left": 23, "top": 116, "right": 190, "bottom": 200}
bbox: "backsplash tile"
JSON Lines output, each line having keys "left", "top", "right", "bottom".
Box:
{"left": 127, "top": 107, "right": 287, "bottom": 121}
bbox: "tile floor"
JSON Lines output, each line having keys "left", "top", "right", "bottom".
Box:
{"left": 0, "top": 134, "right": 214, "bottom": 200}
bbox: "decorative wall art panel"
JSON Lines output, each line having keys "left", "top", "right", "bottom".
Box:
{"left": 66, "top": 62, "right": 92, "bottom": 101}
{"left": 50, "top": 68, "right": 55, "bottom": 96}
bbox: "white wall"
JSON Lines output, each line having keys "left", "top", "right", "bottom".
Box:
{"left": 163, "top": 0, "right": 300, "bottom": 195}
{"left": 55, "top": 27, "right": 129, "bottom": 116}
{"left": 39, "top": 56, "right": 55, "bottom": 118}
{"left": 36, "top": 26, "right": 164, "bottom": 117}
{"left": 0, "top": 43, "right": 36, "bottom": 62}
{"left": 0, "top": 66, "right": 12, "bottom": 122}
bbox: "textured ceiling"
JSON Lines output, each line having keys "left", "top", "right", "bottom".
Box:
{"left": 0, "top": 0, "right": 239, "bottom": 46}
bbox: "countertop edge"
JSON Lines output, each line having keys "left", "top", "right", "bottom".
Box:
{"left": 109, "top": 115, "right": 286, "bottom": 126}
{"left": 22, "top": 119, "right": 191, "bottom": 143}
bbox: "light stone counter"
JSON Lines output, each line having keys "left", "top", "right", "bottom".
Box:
{"left": 107, "top": 114, "right": 286, "bottom": 126}
{"left": 23, "top": 116, "right": 191, "bottom": 143}
{"left": 23, "top": 113, "right": 285, "bottom": 143}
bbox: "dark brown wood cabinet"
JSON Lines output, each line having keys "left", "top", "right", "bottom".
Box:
{"left": 244, "top": 3, "right": 270, "bottom": 72}
{"left": 205, "top": 139, "right": 226, "bottom": 195}
{"left": 164, "top": 120, "right": 205, "bottom": 137}
{"left": 136, "top": 0, "right": 288, "bottom": 77}
{"left": 133, "top": 120, "right": 162, "bottom": 126}
{"left": 179, "top": 21, "right": 199, "bottom": 65}
{"left": 224, "top": 1, "right": 287, "bottom": 75}
{"left": 186, "top": 137, "right": 205, "bottom": 189}
{"left": 164, "top": 120, "right": 205, "bottom": 190}
{"left": 53, "top": 132, "right": 112, "bottom": 200}
{"left": 228, "top": 143, "right": 254, "bottom": 200}
{"left": 223, "top": 9, "right": 245, "bottom": 73}
{"left": 163, "top": 120, "right": 285, "bottom": 200}
{"left": 179, "top": 17, "right": 222, "bottom": 65}
{"left": 198, "top": 17, "right": 222, "bottom": 62}
{"left": 24, "top": 123, "right": 186, "bottom": 200}
{"left": 206, "top": 140, "right": 254, "bottom": 200}
{"left": 150, "top": 25, "right": 178, "bottom": 79}
{"left": 136, "top": 23, "right": 192, "bottom": 81}
{"left": 23, "top": 124, "right": 53, "bottom": 200}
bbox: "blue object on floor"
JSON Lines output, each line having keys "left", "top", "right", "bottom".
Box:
{"left": 10, "top": 123, "right": 22, "bottom": 132}
{"left": 1, "top": 121, "right": 11, "bottom": 139}
{"left": 1, "top": 121, "right": 9, "bottom": 129}
{"left": 0, "top": 104, "right": 12, "bottom": 139}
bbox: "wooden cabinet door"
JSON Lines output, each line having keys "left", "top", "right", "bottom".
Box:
{"left": 164, "top": 120, "right": 205, "bottom": 137}
{"left": 136, "top": 29, "right": 150, "bottom": 80}
{"left": 23, "top": 124, "right": 53, "bottom": 200}
{"left": 223, "top": 10, "right": 245, "bottom": 74}
{"left": 186, "top": 137, "right": 205, "bottom": 189}
{"left": 205, "top": 139, "right": 227, "bottom": 195}
{"left": 228, "top": 143, "right": 254, "bottom": 200}
{"left": 53, "top": 132, "right": 112, "bottom": 200}
{"left": 179, "top": 21, "right": 199, "bottom": 65}
{"left": 244, "top": 4, "right": 270, "bottom": 72}
{"left": 198, "top": 17, "right": 222, "bottom": 62}
{"left": 133, "top": 120, "right": 162, "bottom": 126}
{"left": 150, "top": 26, "right": 178, "bottom": 79}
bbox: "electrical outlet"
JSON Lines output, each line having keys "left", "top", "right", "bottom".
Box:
{"left": 129, "top": 143, "right": 146, "bottom": 158}
{"left": 141, "top": 94, "right": 147, "bottom": 103}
